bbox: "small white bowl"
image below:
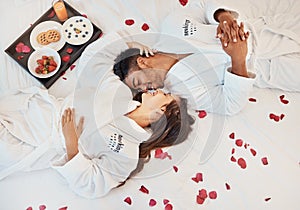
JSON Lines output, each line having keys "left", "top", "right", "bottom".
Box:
{"left": 27, "top": 47, "right": 61, "bottom": 78}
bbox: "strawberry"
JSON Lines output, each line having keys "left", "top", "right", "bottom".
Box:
{"left": 48, "top": 65, "right": 57, "bottom": 72}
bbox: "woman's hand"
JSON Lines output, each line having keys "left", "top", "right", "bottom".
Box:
{"left": 61, "top": 108, "right": 84, "bottom": 160}
{"left": 126, "top": 41, "right": 157, "bottom": 57}
{"left": 216, "top": 11, "right": 247, "bottom": 47}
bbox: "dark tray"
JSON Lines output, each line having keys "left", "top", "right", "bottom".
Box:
{"left": 5, "top": 1, "right": 102, "bottom": 89}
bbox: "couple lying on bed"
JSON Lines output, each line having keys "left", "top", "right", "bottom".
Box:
{"left": 1, "top": 1, "right": 300, "bottom": 199}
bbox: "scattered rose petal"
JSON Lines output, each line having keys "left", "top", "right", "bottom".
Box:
{"left": 165, "top": 203, "right": 173, "bottom": 210}
{"left": 248, "top": 97, "right": 257, "bottom": 102}
{"left": 22, "top": 45, "right": 31, "bottom": 53}
{"left": 244, "top": 143, "right": 250, "bottom": 149}
{"left": 179, "top": 0, "right": 188, "bottom": 6}
{"left": 125, "top": 19, "right": 135, "bottom": 26}
{"left": 196, "top": 195, "right": 205, "bottom": 204}
{"left": 198, "top": 189, "right": 208, "bottom": 199}
{"left": 82, "top": 14, "right": 88, "bottom": 18}
{"left": 15, "top": 42, "right": 24, "bottom": 53}
{"left": 139, "top": 185, "right": 149, "bottom": 194}
{"left": 62, "top": 77, "right": 67, "bottom": 80}
{"left": 58, "top": 207, "right": 68, "bottom": 210}
{"left": 26, "top": 207, "right": 33, "bottom": 210}
{"left": 60, "top": 71, "right": 66, "bottom": 76}
{"left": 62, "top": 55, "right": 71, "bottom": 62}
{"left": 149, "top": 199, "right": 157, "bottom": 207}
{"left": 229, "top": 132, "right": 235, "bottom": 139}
{"left": 197, "top": 110, "right": 207, "bottom": 118}
{"left": 231, "top": 148, "right": 235, "bottom": 154}
{"left": 141, "top": 23, "right": 149, "bottom": 31}
{"left": 17, "top": 55, "right": 24, "bottom": 60}
{"left": 39, "top": 205, "right": 46, "bottom": 210}
{"left": 235, "top": 139, "right": 243, "bottom": 147}
{"left": 154, "top": 148, "right": 172, "bottom": 160}
{"left": 208, "top": 191, "right": 217, "bottom": 199}
{"left": 124, "top": 197, "right": 132, "bottom": 205}
{"left": 70, "top": 64, "right": 76, "bottom": 71}
{"left": 280, "top": 114, "right": 285, "bottom": 120}
{"left": 48, "top": 10, "right": 55, "bottom": 18}
{"left": 225, "top": 183, "right": 231, "bottom": 190}
{"left": 191, "top": 172, "right": 203, "bottom": 183}
{"left": 237, "top": 157, "right": 247, "bottom": 169}
{"left": 279, "top": 95, "right": 289, "bottom": 104}
{"left": 265, "top": 197, "right": 271, "bottom": 202}
{"left": 261, "top": 157, "right": 269, "bottom": 165}
{"left": 269, "top": 113, "right": 280, "bottom": 122}
{"left": 230, "top": 156, "right": 236, "bottom": 162}
{"left": 173, "top": 165, "right": 178, "bottom": 172}
{"left": 163, "top": 199, "right": 170, "bottom": 205}
{"left": 250, "top": 148, "right": 257, "bottom": 156}
{"left": 66, "top": 48, "right": 73, "bottom": 54}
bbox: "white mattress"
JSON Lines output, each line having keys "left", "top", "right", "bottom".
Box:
{"left": 0, "top": 0, "right": 299, "bottom": 209}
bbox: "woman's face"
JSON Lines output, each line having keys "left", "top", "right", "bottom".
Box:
{"left": 141, "top": 89, "right": 178, "bottom": 112}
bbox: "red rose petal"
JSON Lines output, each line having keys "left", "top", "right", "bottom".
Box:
{"left": 62, "top": 55, "right": 71, "bottom": 62}
{"left": 237, "top": 157, "right": 247, "bottom": 169}
{"left": 225, "top": 183, "right": 231, "bottom": 190}
{"left": 261, "top": 157, "right": 268, "bottom": 165}
{"left": 48, "top": 10, "right": 55, "bottom": 18}
{"left": 139, "top": 185, "right": 149, "bottom": 194}
{"left": 179, "top": 0, "right": 188, "bottom": 6}
{"left": 265, "top": 197, "right": 271, "bottom": 202}
{"left": 70, "top": 64, "right": 76, "bottom": 71}
{"left": 165, "top": 204, "right": 173, "bottom": 210}
{"left": 163, "top": 199, "right": 170, "bottom": 205}
{"left": 198, "top": 189, "right": 208, "bottom": 199}
{"left": 281, "top": 99, "right": 289, "bottom": 104}
{"left": 15, "top": 42, "right": 24, "bottom": 53}
{"left": 231, "top": 148, "right": 235, "bottom": 154}
{"left": 125, "top": 19, "right": 135, "bottom": 26}
{"left": 208, "top": 191, "right": 217, "bottom": 199}
{"left": 280, "top": 114, "right": 285, "bottom": 120}
{"left": 149, "top": 199, "right": 157, "bottom": 207}
{"left": 229, "top": 132, "right": 235, "bottom": 139}
{"left": 192, "top": 172, "right": 203, "bottom": 183}
{"left": 58, "top": 207, "right": 68, "bottom": 210}
{"left": 154, "top": 148, "right": 163, "bottom": 157}
{"left": 17, "top": 55, "right": 24, "bottom": 60}
{"left": 250, "top": 148, "right": 257, "bottom": 156}
{"left": 279, "top": 95, "right": 285, "bottom": 100}
{"left": 26, "top": 207, "right": 33, "bottom": 210}
{"left": 141, "top": 23, "right": 149, "bottom": 31}
{"left": 124, "top": 196, "right": 132, "bottom": 205}
{"left": 82, "top": 14, "right": 88, "bottom": 18}
{"left": 62, "top": 77, "right": 67, "bottom": 80}
{"left": 248, "top": 97, "right": 257, "bottom": 102}
{"left": 196, "top": 195, "right": 205, "bottom": 204}
{"left": 66, "top": 48, "right": 73, "bottom": 54}
{"left": 198, "top": 110, "right": 207, "bottom": 118}
{"left": 173, "top": 165, "right": 178, "bottom": 172}
{"left": 39, "top": 205, "right": 46, "bottom": 210}
{"left": 22, "top": 45, "right": 31, "bottom": 53}
{"left": 235, "top": 139, "right": 243, "bottom": 147}
{"left": 230, "top": 156, "right": 236, "bottom": 162}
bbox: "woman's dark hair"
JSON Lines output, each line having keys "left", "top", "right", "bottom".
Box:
{"left": 113, "top": 48, "right": 141, "bottom": 81}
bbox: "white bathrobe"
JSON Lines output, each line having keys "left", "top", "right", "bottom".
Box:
{"left": 0, "top": 36, "right": 151, "bottom": 198}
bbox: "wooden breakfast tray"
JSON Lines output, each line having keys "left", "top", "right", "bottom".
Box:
{"left": 5, "top": 2, "right": 103, "bottom": 89}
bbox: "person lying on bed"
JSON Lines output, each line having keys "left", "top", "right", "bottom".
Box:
{"left": 114, "top": 1, "right": 300, "bottom": 116}
{"left": 0, "top": 70, "right": 194, "bottom": 199}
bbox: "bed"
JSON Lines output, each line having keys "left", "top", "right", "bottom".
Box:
{"left": 0, "top": 0, "right": 299, "bottom": 209}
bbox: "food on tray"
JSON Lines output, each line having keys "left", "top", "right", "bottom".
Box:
{"left": 34, "top": 55, "right": 58, "bottom": 74}
{"left": 37, "top": 29, "right": 61, "bottom": 45}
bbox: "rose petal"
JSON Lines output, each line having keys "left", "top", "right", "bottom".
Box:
{"left": 230, "top": 156, "right": 236, "bottom": 162}
{"left": 22, "top": 45, "right": 31, "bottom": 53}
{"left": 125, "top": 19, "right": 135, "bottom": 26}
{"left": 26, "top": 207, "right": 33, "bottom": 210}
{"left": 163, "top": 199, "right": 170, "bottom": 205}
{"left": 280, "top": 114, "right": 285, "bottom": 120}
{"left": 124, "top": 196, "right": 132, "bottom": 205}
{"left": 208, "top": 191, "right": 217, "bottom": 199}
{"left": 15, "top": 42, "right": 24, "bottom": 53}
{"left": 82, "top": 14, "right": 88, "bottom": 18}
{"left": 70, "top": 64, "right": 76, "bottom": 71}
{"left": 248, "top": 97, "right": 257, "bottom": 102}
{"left": 237, "top": 157, "right": 247, "bottom": 169}
{"left": 197, "top": 110, "right": 207, "bottom": 118}
{"left": 191, "top": 172, "right": 203, "bottom": 183}
{"left": 198, "top": 189, "right": 208, "bottom": 199}
{"left": 141, "top": 23, "right": 149, "bottom": 31}
{"left": 149, "top": 199, "right": 157, "bottom": 207}
{"left": 66, "top": 48, "right": 73, "bottom": 54}
{"left": 165, "top": 203, "right": 173, "bottom": 210}
{"left": 17, "top": 55, "right": 24, "bottom": 60}
{"left": 173, "top": 165, "right": 178, "bottom": 172}
{"left": 196, "top": 195, "right": 205, "bottom": 204}
{"left": 281, "top": 99, "right": 289, "bottom": 104}
{"left": 48, "top": 10, "right": 55, "bottom": 18}
{"left": 225, "top": 183, "right": 231, "bottom": 190}
{"left": 154, "top": 148, "right": 163, "bottom": 157}
{"left": 231, "top": 148, "right": 235, "bottom": 154}
{"left": 250, "top": 148, "right": 257, "bottom": 156}
{"left": 62, "top": 55, "right": 71, "bottom": 62}
{"left": 229, "top": 132, "right": 235, "bottom": 139}
{"left": 179, "top": 0, "right": 188, "bottom": 6}
{"left": 265, "top": 197, "right": 271, "bottom": 202}
{"left": 58, "top": 207, "right": 68, "bottom": 210}
{"left": 39, "top": 205, "right": 46, "bottom": 210}
{"left": 261, "top": 157, "right": 268, "bottom": 165}
{"left": 139, "top": 185, "right": 149, "bottom": 194}
{"left": 235, "top": 139, "right": 243, "bottom": 147}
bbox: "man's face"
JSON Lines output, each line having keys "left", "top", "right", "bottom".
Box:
{"left": 124, "top": 69, "right": 165, "bottom": 91}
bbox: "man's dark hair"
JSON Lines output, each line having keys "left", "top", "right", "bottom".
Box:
{"left": 113, "top": 48, "right": 141, "bottom": 81}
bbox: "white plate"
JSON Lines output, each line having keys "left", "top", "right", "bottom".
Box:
{"left": 27, "top": 47, "right": 61, "bottom": 78}
{"left": 62, "top": 16, "right": 93, "bottom": 45}
{"left": 30, "top": 21, "right": 65, "bottom": 51}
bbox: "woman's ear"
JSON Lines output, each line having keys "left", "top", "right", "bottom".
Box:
{"left": 137, "top": 57, "right": 150, "bottom": 69}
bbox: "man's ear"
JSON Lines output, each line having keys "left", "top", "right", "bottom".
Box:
{"left": 137, "top": 57, "right": 150, "bottom": 69}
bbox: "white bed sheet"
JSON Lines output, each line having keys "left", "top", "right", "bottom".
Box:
{"left": 0, "top": 0, "right": 300, "bottom": 210}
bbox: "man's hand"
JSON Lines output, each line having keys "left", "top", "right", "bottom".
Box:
{"left": 61, "top": 108, "right": 84, "bottom": 160}
{"left": 126, "top": 41, "right": 157, "bottom": 57}
{"left": 215, "top": 10, "right": 247, "bottom": 47}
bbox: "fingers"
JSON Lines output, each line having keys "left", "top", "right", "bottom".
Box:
{"left": 142, "top": 47, "right": 156, "bottom": 57}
